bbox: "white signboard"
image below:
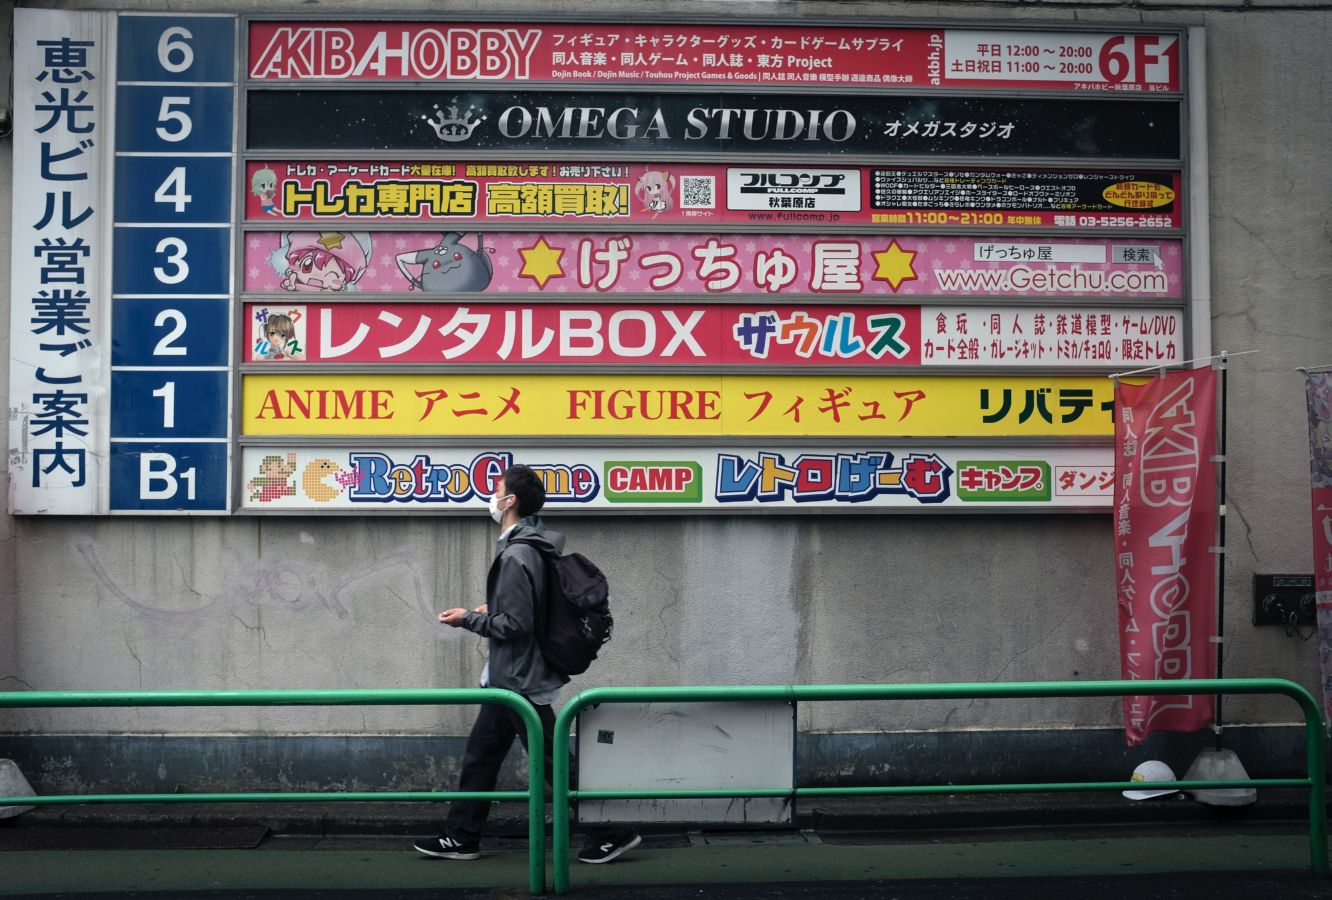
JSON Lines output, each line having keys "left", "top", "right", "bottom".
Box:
{"left": 8, "top": 10, "right": 108, "bottom": 514}
{"left": 239, "top": 445, "right": 1114, "bottom": 512}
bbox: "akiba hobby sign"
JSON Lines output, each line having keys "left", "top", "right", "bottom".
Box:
{"left": 246, "top": 22, "right": 1181, "bottom": 93}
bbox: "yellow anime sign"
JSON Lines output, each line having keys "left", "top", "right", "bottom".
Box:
{"left": 242, "top": 374, "right": 1117, "bottom": 438}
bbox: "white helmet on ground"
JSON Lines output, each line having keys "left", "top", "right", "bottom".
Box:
{"left": 1123, "top": 759, "right": 1180, "bottom": 800}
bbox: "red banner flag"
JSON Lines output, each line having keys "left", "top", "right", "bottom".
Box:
{"left": 1114, "top": 368, "right": 1218, "bottom": 746}
{"left": 1304, "top": 373, "right": 1332, "bottom": 725}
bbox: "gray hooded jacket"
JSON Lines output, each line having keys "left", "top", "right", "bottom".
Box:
{"left": 460, "top": 515, "right": 568, "bottom": 698}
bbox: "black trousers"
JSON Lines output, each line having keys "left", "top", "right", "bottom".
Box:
{"left": 445, "top": 700, "right": 614, "bottom": 842}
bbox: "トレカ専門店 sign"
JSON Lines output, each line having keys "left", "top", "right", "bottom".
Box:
{"left": 244, "top": 160, "right": 1182, "bottom": 230}
{"left": 6, "top": 11, "right": 1194, "bottom": 515}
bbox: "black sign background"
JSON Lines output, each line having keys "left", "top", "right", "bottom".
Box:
{"left": 248, "top": 90, "right": 1181, "bottom": 159}
{"left": 870, "top": 169, "right": 1179, "bottom": 213}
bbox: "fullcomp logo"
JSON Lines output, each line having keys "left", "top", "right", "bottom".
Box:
{"left": 726, "top": 168, "right": 862, "bottom": 211}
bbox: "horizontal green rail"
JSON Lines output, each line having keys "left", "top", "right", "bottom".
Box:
{"left": 0, "top": 688, "right": 546, "bottom": 895}
{"left": 551, "top": 678, "right": 1327, "bottom": 893}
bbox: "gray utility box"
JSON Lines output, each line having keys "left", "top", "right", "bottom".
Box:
{"left": 576, "top": 701, "right": 795, "bottom": 825}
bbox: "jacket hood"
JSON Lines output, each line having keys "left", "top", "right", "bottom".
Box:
{"left": 500, "top": 515, "right": 565, "bottom": 556}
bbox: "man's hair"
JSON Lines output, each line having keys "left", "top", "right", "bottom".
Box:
{"left": 501, "top": 464, "right": 546, "bottom": 517}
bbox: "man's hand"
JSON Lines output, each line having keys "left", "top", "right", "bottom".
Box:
{"left": 473, "top": 604, "right": 487, "bottom": 614}
{"left": 439, "top": 608, "right": 469, "bottom": 627}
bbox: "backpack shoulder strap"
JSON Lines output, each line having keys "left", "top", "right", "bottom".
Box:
{"left": 506, "top": 536, "right": 557, "bottom": 632}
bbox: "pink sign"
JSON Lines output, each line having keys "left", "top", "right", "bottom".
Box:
{"left": 246, "top": 302, "right": 922, "bottom": 365}
{"left": 244, "top": 160, "right": 1182, "bottom": 231}
{"left": 243, "top": 231, "right": 1183, "bottom": 299}
{"left": 1115, "top": 368, "right": 1218, "bottom": 746}
{"left": 247, "top": 22, "right": 1181, "bottom": 92}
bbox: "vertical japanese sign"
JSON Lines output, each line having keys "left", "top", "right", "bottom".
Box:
{"left": 8, "top": 10, "right": 107, "bottom": 514}
{"left": 1304, "top": 373, "right": 1332, "bottom": 725}
{"left": 108, "top": 15, "right": 236, "bottom": 511}
{"left": 1114, "top": 368, "right": 1218, "bottom": 745}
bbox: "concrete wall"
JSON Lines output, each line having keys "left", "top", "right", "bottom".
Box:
{"left": 3, "top": 0, "right": 1331, "bottom": 783}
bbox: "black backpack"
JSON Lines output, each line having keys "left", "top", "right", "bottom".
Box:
{"left": 511, "top": 538, "right": 613, "bottom": 677}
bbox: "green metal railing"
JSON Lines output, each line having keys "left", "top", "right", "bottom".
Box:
{"left": 0, "top": 688, "right": 547, "bottom": 895}
{"left": 551, "top": 678, "right": 1328, "bottom": 893}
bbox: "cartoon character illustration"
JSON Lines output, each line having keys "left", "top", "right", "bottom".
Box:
{"left": 634, "top": 169, "right": 675, "bottom": 216}
{"left": 277, "top": 232, "right": 371, "bottom": 292}
{"left": 247, "top": 452, "right": 298, "bottom": 503}
{"left": 254, "top": 310, "right": 305, "bottom": 361}
{"left": 303, "top": 458, "right": 345, "bottom": 502}
{"left": 251, "top": 166, "right": 281, "bottom": 216}
{"left": 395, "top": 232, "right": 494, "bottom": 292}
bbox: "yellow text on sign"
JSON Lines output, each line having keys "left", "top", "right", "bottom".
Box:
{"left": 241, "top": 374, "right": 1117, "bottom": 438}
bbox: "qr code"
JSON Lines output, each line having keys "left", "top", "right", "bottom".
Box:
{"left": 680, "top": 175, "right": 715, "bottom": 209}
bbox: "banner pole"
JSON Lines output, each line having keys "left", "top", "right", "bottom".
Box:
{"left": 1214, "top": 352, "right": 1229, "bottom": 747}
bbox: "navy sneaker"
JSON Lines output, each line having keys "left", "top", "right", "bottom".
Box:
{"left": 413, "top": 834, "right": 480, "bottom": 860}
{"left": 577, "top": 829, "right": 642, "bottom": 864}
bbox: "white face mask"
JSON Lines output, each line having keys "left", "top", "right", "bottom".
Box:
{"left": 489, "top": 493, "right": 511, "bottom": 524}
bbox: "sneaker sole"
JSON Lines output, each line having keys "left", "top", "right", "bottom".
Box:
{"left": 578, "top": 832, "right": 642, "bottom": 864}
{"left": 414, "top": 844, "right": 480, "bottom": 860}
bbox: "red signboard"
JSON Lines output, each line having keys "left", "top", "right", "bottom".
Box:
{"left": 1305, "top": 373, "right": 1332, "bottom": 723}
{"left": 1114, "top": 369, "right": 1218, "bottom": 746}
{"left": 248, "top": 22, "right": 1181, "bottom": 92}
{"left": 244, "top": 160, "right": 1181, "bottom": 230}
{"left": 246, "top": 301, "right": 923, "bottom": 365}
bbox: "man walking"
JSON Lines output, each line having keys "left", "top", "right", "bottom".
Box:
{"left": 414, "top": 464, "right": 641, "bottom": 864}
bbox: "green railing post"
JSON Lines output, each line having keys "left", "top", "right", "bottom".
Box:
{"left": 551, "top": 678, "right": 1327, "bottom": 894}
{"left": 0, "top": 688, "right": 547, "bottom": 896}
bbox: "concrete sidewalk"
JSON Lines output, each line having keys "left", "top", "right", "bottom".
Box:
{"left": 2, "top": 791, "right": 1331, "bottom": 897}
{"left": 2, "top": 830, "right": 1330, "bottom": 897}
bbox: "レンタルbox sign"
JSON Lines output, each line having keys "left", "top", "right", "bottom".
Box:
{"left": 241, "top": 302, "right": 1182, "bottom": 368}
{"left": 8, "top": 11, "right": 1196, "bottom": 515}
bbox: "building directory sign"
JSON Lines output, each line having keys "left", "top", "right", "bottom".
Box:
{"left": 8, "top": 12, "right": 1192, "bottom": 514}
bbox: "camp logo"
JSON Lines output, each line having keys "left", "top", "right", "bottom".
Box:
{"left": 957, "top": 460, "right": 1051, "bottom": 502}
{"left": 604, "top": 461, "right": 703, "bottom": 503}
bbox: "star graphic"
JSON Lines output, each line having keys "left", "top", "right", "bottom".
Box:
{"left": 871, "top": 239, "right": 919, "bottom": 292}
{"left": 318, "top": 233, "right": 345, "bottom": 251}
{"left": 518, "top": 236, "right": 565, "bottom": 289}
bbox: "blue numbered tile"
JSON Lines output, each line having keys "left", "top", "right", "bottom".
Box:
{"left": 112, "top": 297, "right": 229, "bottom": 367}
{"left": 117, "top": 16, "right": 235, "bottom": 83}
{"left": 115, "top": 156, "right": 232, "bottom": 225}
{"left": 111, "top": 370, "right": 229, "bottom": 439}
{"left": 115, "top": 85, "right": 234, "bottom": 153}
{"left": 110, "top": 441, "right": 229, "bottom": 510}
{"left": 112, "top": 226, "right": 230, "bottom": 295}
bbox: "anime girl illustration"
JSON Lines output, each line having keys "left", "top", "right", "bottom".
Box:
{"left": 634, "top": 169, "right": 675, "bottom": 216}
{"left": 254, "top": 309, "right": 306, "bottom": 361}
{"left": 251, "top": 166, "right": 281, "bottom": 216}
{"left": 276, "top": 231, "right": 371, "bottom": 292}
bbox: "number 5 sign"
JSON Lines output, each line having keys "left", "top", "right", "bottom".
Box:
{"left": 109, "top": 14, "right": 236, "bottom": 511}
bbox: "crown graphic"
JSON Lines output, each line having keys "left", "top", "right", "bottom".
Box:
{"left": 422, "top": 102, "right": 486, "bottom": 143}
